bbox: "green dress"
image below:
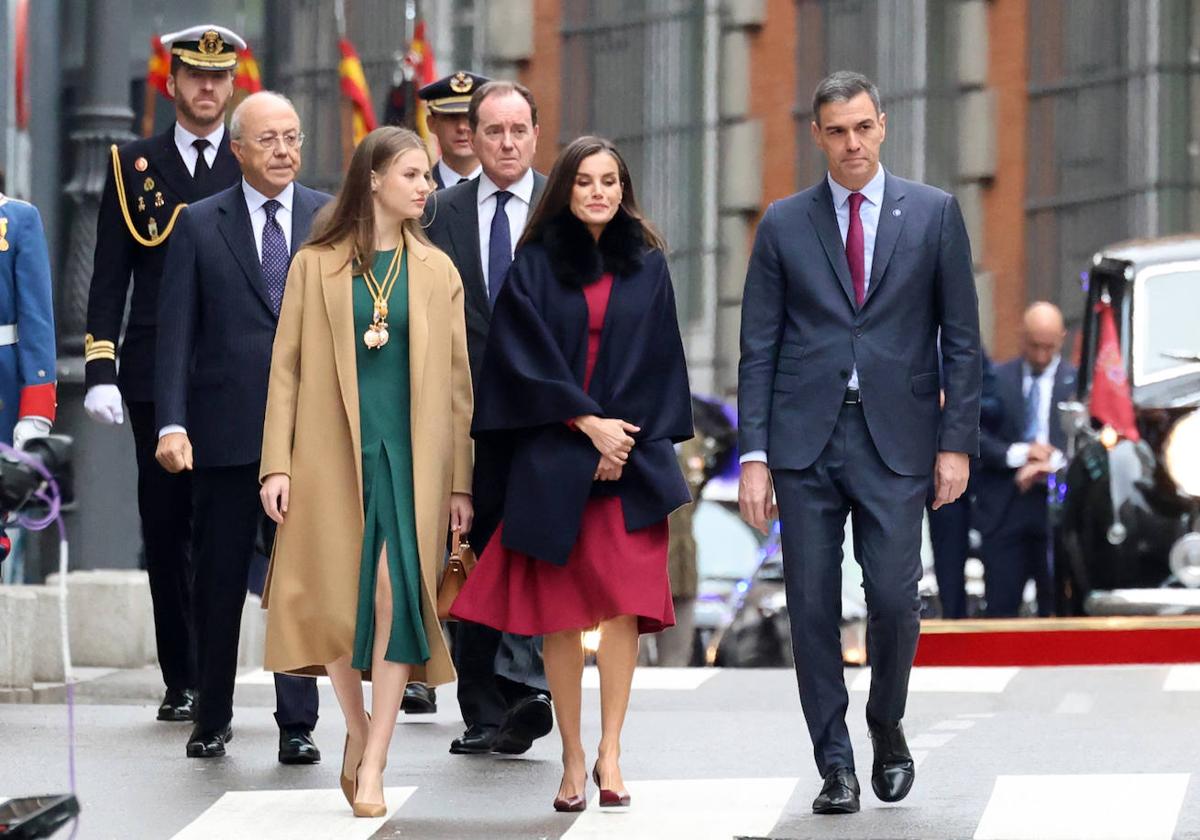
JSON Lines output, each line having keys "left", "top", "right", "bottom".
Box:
{"left": 350, "top": 247, "right": 430, "bottom": 670}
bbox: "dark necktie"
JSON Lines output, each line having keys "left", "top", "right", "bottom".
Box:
{"left": 261, "top": 199, "right": 289, "bottom": 316}
{"left": 457, "top": 177, "right": 470, "bottom": 185}
{"left": 488, "top": 190, "right": 513, "bottom": 308}
{"left": 846, "top": 192, "right": 866, "bottom": 308}
{"left": 1023, "top": 373, "right": 1042, "bottom": 442}
{"left": 192, "top": 138, "right": 212, "bottom": 190}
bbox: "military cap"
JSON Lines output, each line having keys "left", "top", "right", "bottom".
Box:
{"left": 419, "top": 71, "right": 491, "bottom": 115}
{"left": 161, "top": 24, "right": 246, "bottom": 71}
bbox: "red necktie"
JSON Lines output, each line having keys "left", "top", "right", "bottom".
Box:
{"left": 846, "top": 192, "right": 866, "bottom": 307}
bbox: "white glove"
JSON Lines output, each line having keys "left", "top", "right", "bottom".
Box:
{"left": 84, "top": 384, "right": 125, "bottom": 425}
{"left": 13, "top": 417, "right": 51, "bottom": 450}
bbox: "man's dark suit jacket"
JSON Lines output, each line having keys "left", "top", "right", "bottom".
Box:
{"left": 154, "top": 181, "right": 331, "bottom": 468}
{"left": 738, "top": 171, "right": 982, "bottom": 477}
{"left": 974, "top": 357, "right": 1077, "bottom": 535}
{"left": 423, "top": 172, "right": 547, "bottom": 377}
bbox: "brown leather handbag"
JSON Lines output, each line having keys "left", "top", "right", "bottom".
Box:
{"left": 436, "top": 529, "right": 477, "bottom": 621}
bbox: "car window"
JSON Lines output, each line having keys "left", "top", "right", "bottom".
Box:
{"left": 694, "top": 500, "right": 762, "bottom": 580}
{"left": 1134, "top": 263, "right": 1200, "bottom": 386}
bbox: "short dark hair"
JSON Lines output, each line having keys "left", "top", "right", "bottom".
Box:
{"left": 468, "top": 80, "right": 538, "bottom": 132}
{"left": 812, "top": 71, "right": 882, "bottom": 124}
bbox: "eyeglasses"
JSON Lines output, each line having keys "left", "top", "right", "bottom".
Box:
{"left": 253, "top": 132, "right": 305, "bottom": 151}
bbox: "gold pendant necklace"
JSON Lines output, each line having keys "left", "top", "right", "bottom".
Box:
{"left": 360, "top": 246, "right": 402, "bottom": 350}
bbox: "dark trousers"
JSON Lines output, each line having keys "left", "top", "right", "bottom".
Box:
{"left": 981, "top": 491, "right": 1053, "bottom": 618}
{"left": 773, "top": 403, "right": 927, "bottom": 777}
{"left": 927, "top": 493, "right": 971, "bottom": 619}
{"left": 453, "top": 621, "right": 547, "bottom": 732}
{"left": 192, "top": 462, "right": 318, "bottom": 732}
{"left": 128, "top": 401, "right": 196, "bottom": 691}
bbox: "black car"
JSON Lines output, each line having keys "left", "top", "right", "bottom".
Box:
{"left": 1057, "top": 236, "right": 1200, "bottom": 615}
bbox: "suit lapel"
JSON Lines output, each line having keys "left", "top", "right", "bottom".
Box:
{"left": 149, "top": 127, "right": 196, "bottom": 202}
{"left": 289, "top": 185, "right": 319, "bottom": 257}
{"left": 864, "top": 172, "right": 908, "bottom": 306}
{"left": 210, "top": 132, "right": 241, "bottom": 190}
{"left": 1050, "top": 362, "right": 1077, "bottom": 449}
{"left": 446, "top": 182, "right": 488, "bottom": 324}
{"left": 808, "top": 181, "right": 856, "bottom": 310}
{"left": 216, "top": 185, "right": 274, "bottom": 315}
{"left": 320, "top": 241, "right": 364, "bottom": 493}
{"left": 405, "top": 231, "right": 435, "bottom": 412}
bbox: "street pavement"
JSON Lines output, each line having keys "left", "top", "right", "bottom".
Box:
{"left": 3, "top": 664, "right": 1200, "bottom": 839}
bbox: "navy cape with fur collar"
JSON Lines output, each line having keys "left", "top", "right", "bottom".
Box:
{"left": 470, "top": 212, "right": 694, "bottom": 566}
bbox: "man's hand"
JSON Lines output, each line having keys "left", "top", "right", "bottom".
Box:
{"left": 738, "top": 461, "right": 776, "bottom": 535}
{"left": 1015, "top": 460, "right": 1053, "bottom": 493}
{"left": 260, "top": 473, "right": 291, "bottom": 524}
{"left": 84, "top": 384, "right": 125, "bottom": 425}
{"left": 155, "top": 432, "right": 193, "bottom": 473}
{"left": 594, "top": 454, "right": 624, "bottom": 482}
{"left": 1027, "top": 441, "right": 1055, "bottom": 463}
{"left": 449, "top": 492, "right": 474, "bottom": 533}
{"left": 932, "top": 451, "right": 970, "bottom": 510}
{"left": 576, "top": 415, "right": 639, "bottom": 463}
{"left": 12, "top": 417, "right": 51, "bottom": 450}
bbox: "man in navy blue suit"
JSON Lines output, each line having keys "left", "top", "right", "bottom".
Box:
{"left": 976, "top": 302, "right": 1075, "bottom": 618}
{"left": 155, "top": 92, "right": 330, "bottom": 760}
{"left": 738, "top": 71, "right": 981, "bottom": 814}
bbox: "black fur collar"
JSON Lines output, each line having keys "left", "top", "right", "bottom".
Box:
{"left": 540, "top": 208, "right": 645, "bottom": 288}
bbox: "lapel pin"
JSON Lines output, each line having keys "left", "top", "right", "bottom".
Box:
{"left": 892, "top": 208, "right": 902, "bottom": 217}
{"left": 134, "top": 157, "right": 148, "bottom": 172}
{"left": 144, "top": 177, "right": 155, "bottom": 192}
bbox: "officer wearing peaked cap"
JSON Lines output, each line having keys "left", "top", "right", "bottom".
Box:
{"left": 83, "top": 24, "right": 244, "bottom": 724}
{"left": 419, "top": 70, "right": 490, "bottom": 189}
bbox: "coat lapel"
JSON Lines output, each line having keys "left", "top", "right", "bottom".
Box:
{"left": 216, "top": 185, "right": 274, "bottom": 315}
{"left": 405, "top": 231, "right": 435, "bottom": 412}
{"left": 808, "top": 181, "right": 857, "bottom": 310}
{"left": 446, "top": 182, "right": 488, "bottom": 324}
{"left": 864, "top": 172, "right": 908, "bottom": 306}
{"left": 289, "top": 185, "right": 320, "bottom": 257}
{"left": 320, "top": 241, "right": 363, "bottom": 492}
{"left": 210, "top": 132, "right": 241, "bottom": 190}
{"left": 149, "top": 126, "right": 196, "bottom": 203}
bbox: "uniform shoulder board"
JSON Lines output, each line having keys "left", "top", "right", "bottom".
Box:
{"left": 110, "top": 144, "right": 187, "bottom": 248}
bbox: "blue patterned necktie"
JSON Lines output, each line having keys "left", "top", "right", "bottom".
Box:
{"left": 488, "top": 190, "right": 513, "bottom": 308}
{"left": 1023, "top": 371, "right": 1042, "bottom": 442}
{"left": 261, "top": 199, "right": 288, "bottom": 316}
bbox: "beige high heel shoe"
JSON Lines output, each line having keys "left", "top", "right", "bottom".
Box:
{"left": 351, "top": 761, "right": 387, "bottom": 818}
{"left": 340, "top": 713, "right": 370, "bottom": 806}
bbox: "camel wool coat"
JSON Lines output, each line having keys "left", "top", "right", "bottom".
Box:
{"left": 259, "top": 229, "right": 472, "bottom": 685}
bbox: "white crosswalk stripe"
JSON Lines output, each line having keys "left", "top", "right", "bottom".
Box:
{"left": 851, "top": 666, "right": 1020, "bottom": 693}
{"left": 581, "top": 666, "right": 720, "bottom": 691}
{"left": 1163, "top": 665, "right": 1200, "bottom": 691}
{"left": 973, "top": 774, "right": 1190, "bottom": 840}
{"left": 169, "top": 787, "right": 416, "bottom": 839}
{"left": 560, "top": 777, "right": 797, "bottom": 840}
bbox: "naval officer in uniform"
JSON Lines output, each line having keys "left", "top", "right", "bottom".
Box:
{"left": 419, "top": 71, "right": 489, "bottom": 189}
{"left": 83, "top": 25, "right": 245, "bottom": 724}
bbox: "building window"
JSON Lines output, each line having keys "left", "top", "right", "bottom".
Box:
{"left": 559, "top": 0, "right": 706, "bottom": 324}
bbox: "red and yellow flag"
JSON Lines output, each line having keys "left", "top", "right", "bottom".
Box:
{"left": 235, "top": 47, "right": 264, "bottom": 94}
{"left": 339, "top": 38, "right": 377, "bottom": 146}
{"left": 147, "top": 36, "right": 171, "bottom": 97}
{"left": 408, "top": 21, "right": 436, "bottom": 142}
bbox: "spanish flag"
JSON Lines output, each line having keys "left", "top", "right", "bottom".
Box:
{"left": 339, "top": 37, "right": 377, "bottom": 146}
{"left": 147, "top": 36, "right": 171, "bottom": 97}
{"left": 408, "top": 21, "right": 436, "bottom": 142}
{"left": 235, "top": 47, "right": 264, "bottom": 94}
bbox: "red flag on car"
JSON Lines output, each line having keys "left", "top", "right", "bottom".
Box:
{"left": 1089, "top": 300, "right": 1140, "bottom": 441}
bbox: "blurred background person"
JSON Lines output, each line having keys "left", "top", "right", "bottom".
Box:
{"left": 259, "top": 127, "right": 472, "bottom": 818}
{"left": 418, "top": 70, "right": 488, "bottom": 189}
{"left": 975, "top": 302, "right": 1075, "bottom": 618}
{"left": 451, "top": 136, "right": 692, "bottom": 812}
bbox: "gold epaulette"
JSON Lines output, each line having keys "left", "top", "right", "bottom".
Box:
{"left": 84, "top": 333, "right": 117, "bottom": 363}
{"left": 110, "top": 145, "right": 187, "bottom": 247}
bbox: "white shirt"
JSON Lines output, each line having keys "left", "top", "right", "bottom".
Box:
{"left": 437, "top": 159, "right": 480, "bottom": 188}
{"left": 740, "top": 166, "right": 886, "bottom": 466}
{"left": 159, "top": 179, "right": 295, "bottom": 439}
{"left": 174, "top": 122, "right": 224, "bottom": 176}
{"left": 1006, "top": 356, "right": 1065, "bottom": 469}
{"left": 477, "top": 169, "right": 535, "bottom": 297}
{"left": 242, "top": 178, "right": 295, "bottom": 259}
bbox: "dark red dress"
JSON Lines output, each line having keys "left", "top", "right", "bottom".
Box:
{"left": 451, "top": 273, "right": 675, "bottom": 635}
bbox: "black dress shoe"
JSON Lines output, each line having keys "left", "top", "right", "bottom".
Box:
{"left": 186, "top": 724, "right": 232, "bottom": 758}
{"left": 869, "top": 720, "right": 916, "bottom": 802}
{"left": 157, "top": 688, "right": 195, "bottom": 722}
{"left": 812, "top": 767, "right": 860, "bottom": 814}
{"left": 449, "top": 726, "right": 496, "bottom": 755}
{"left": 278, "top": 728, "right": 321, "bottom": 765}
{"left": 492, "top": 693, "right": 554, "bottom": 755}
{"left": 401, "top": 682, "right": 437, "bottom": 715}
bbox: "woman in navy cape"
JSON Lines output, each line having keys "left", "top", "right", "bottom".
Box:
{"left": 452, "top": 136, "right": 693, "bottom": 811}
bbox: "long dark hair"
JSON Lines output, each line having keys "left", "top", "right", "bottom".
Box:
{"left": 306, "top": 126, "right": 433, "bottom": 269}
{"left": 519, "top": 136, "right": 666, "bottom": 252}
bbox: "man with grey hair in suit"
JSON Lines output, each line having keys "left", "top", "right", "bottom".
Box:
{"left": 738, "top": 70, "right": 981, "bottom": 814}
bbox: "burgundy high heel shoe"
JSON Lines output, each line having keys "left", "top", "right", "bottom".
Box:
{"left": 592, "top": 762, "right": 631, "bottom": 807}
{"left": 553, "top": 775, "right": 588, "bottom": 813}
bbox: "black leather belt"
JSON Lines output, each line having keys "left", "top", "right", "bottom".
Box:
{"left": 843, "top": 388, "right": 862, "bottom": 404}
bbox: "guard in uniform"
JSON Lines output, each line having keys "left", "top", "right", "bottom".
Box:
{"left": 0, "top": 188, "right": 56, "bottom": 449}
{"left": 83, "top": 25, "right": 244, "bottom": 722}
{"left": 418, "top": 71, "right": 489, "bottom": 189}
